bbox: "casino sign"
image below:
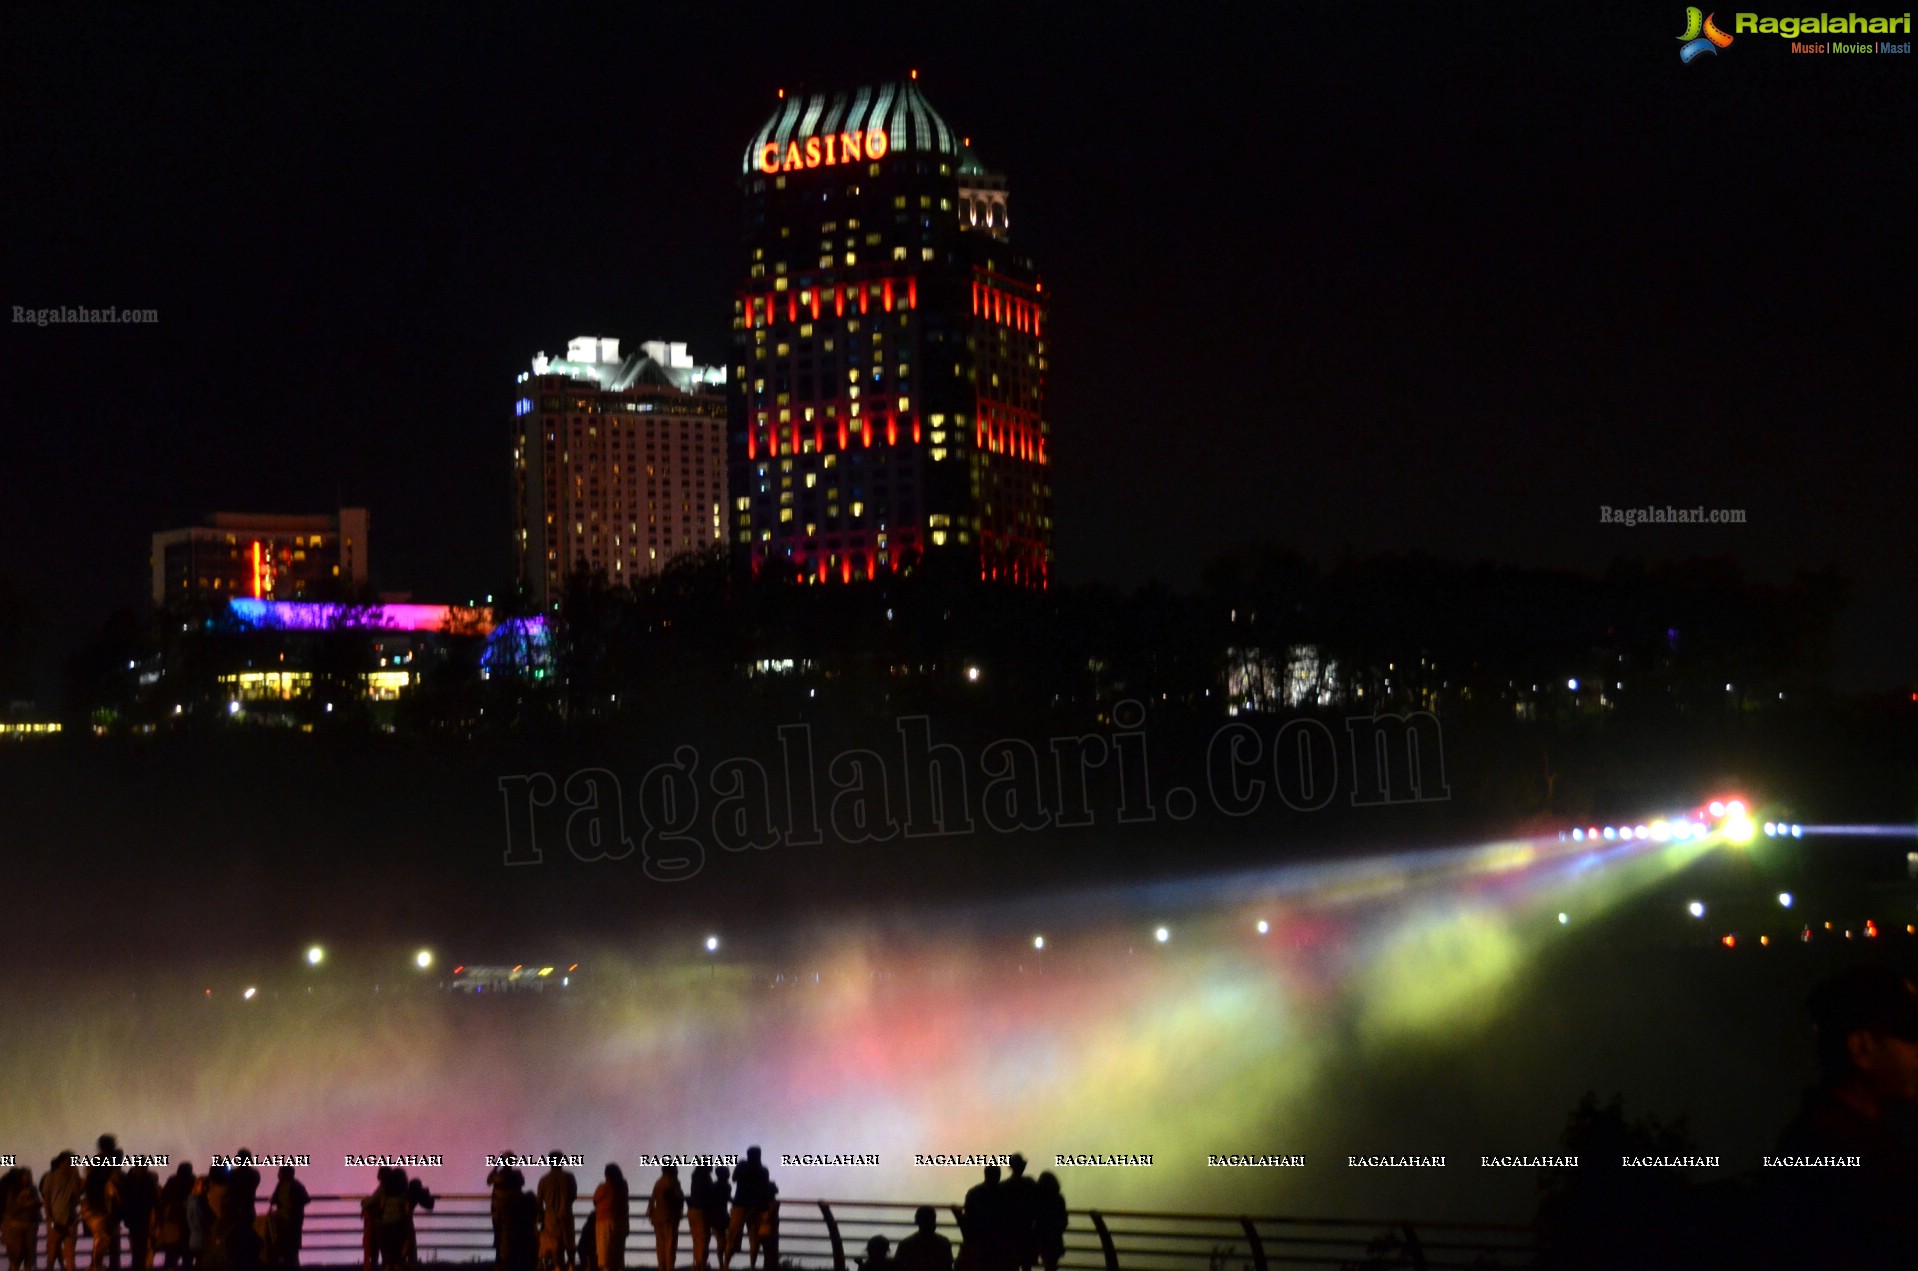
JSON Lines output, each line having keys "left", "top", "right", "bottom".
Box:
{"left": 757, "top": 129, "right": 892, "bottom": 175}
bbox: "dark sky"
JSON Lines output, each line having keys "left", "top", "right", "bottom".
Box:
{"left": 7, "top": 3, "right": 1913, "bottom": 690}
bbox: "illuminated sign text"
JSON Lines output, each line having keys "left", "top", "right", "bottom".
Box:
{"left": 758, "top": 129, "right": 891, "bottom": 175}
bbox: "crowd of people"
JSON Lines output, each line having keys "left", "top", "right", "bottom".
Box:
{"left": 482, "top": 1146, "right": 785, "bottom": 1271}
{"left": 2, "top": 1144, "right": 1067, "bottom": 1271}
{"left": 1, "top": 1142, "right": 309, "bottom": 1271}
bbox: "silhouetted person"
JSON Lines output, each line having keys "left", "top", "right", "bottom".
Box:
{"left": 38, "top": 1155, "right": 80, "bottom": 1271}
{"left": 701, "top": 1171, "right": 729, "bottom": 1271}
{"left": 3, "top": 1168, "right": 41, "bottom": 1271}
{"left": 859, "top": 1236, "right": 891, "bottom": 1271}
{"left": 536, "top": 1154, "right": 578, "bottom": 1271}
{"left": 154, "top": 1166, "right": 194, "bottom": 1271}
{"left": 263, "top": 1169, "right": 306, "bottom": 1271}
{"left": 1771, "top": 964, "right": 1918, "bottom": 1268}
{"left": 893, "top": 1208, "right": 952, "bottom": 1271}
{"left": 222, "top": 1155, "right": 259, "bottom": 1271}
{"left": 576, "top": 1212, "right": 596, "bottom": 1271}
{"left": 374, "top": 1172, "right": 410, "bottom": 1271}
{"left": 683, "top": 1170, "right": 713, "bottom": 1271}
{"left": 1031, "top": 1176, "right": 1065, "bottom": 1271}
{"left": 81, "top": 1138, "right": 123, "bottom": 1271}
{"left": 116, "top": 1162, "right": 158, "bottom": 1271}
{"left": 959, "top": 1167, "right": 1010, "bottom": 1271}
{"left": 500, "top": 1174, "right": 538, "bottom": 1271}
{"left": 356, "top": 1180, "right": 379, "bottom": 1271}
{"left": 186, "top": 1172, "right": 215, "bottom": 1271}
{"left": 1000, "top": 1158, "right": 1037, "bottom": 1271}
{"left": 488, "top": 1156, "right": 525, "bottom": 1265}
{"left": 401, "top": 1179, "right": 433, "bottom": 1269}
{"left": 591, "top": 1166, "right": 627, "bottom": 1271}
{"left": 722, "top": 1151, "right": 768, "bottom": 1271}
{"left": 750, "top": 1185, "right": 777, "bottom": 1271}
{"left": 645, "top": 1168, "right": 682, "bottom": 1271}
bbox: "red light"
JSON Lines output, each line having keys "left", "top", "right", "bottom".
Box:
{"left": 883, "top": 279, "right": 894, "bottom": 312}
{"left": 908, "top": 277, "right": 917, "bottom": 309}
{"left": 810, "top": 290, "right": 820, "bottom": 320}
{"left": 453, "top": 965, "right": 464, "bottom": 974}
{"left": 787, "top": 293, "right": 796, "bottom": 322}
{"left": 1721, "top": 935, "right": 1736, "bottom": 948}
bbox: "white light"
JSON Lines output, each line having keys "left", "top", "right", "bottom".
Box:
{"left": 1726, "top": 800, "right": 1746, "bottom": 817}
{"left": 1634, "top": 825, "right": 1649, "bottom": 840}
{"left": 415, "top": 950, "right": 433, "bottom": 969}
{"left": 1572, "top": 829, "right": 1585, "bottom": 842}
{"left": 1651, "top": 819, "right": 1671, "bottom": 842}
{"left": 966, "top": 665, "right": 981, "bottom": 683}
{"left": 1709, "top": 801, "right": 1726, "bottom": 817}
{"left": 1792, "top": 824, "right": 1803, "bottom": 838}
{"left": 1567, "top": 678, "right": 1578, "bottom": 691}
{"left": 228, "top": 701, "right": 240, "bottom": 715}
{"left": 1688, "top": 901, "right": 1706, "bottom": 919}
{"left": 1154, "top": 926, "right": 1170, "bottom": 943}
{"left": 1764, "top": 822, "right": 1776, "bottom": 836}
{"left": 243, "top": 987, "right": 257, "bottom": 1001}
{"left": 1603, "top": 827, "right": 1617, "bottom": 841}
{"left": 306, "top": 946, "right": 324, "bottom": 966}
{"left": 1558, "top": 912, "right": 1569, "bottom": 925}
{"left": 1778, "top": 892, "right": 1793, "bottom": 908}
{"left": 1672, "top": 822, "right": 1691, "bottom": 841}
{"left": 706, "top": 936, "right": 720, "bottom": 952}
{"left": 1033, "top": 935, "right": 1045, "bottom": 950}
{"left": 1255, "top": 920, "right": 1270, "bottom": 935}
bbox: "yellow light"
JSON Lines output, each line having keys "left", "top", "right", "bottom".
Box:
{"left": 415, "top": 950, "right": 433, "bottom": 969}
{"left": 1722, "top": 815, "right": 1755, "bottom": 844}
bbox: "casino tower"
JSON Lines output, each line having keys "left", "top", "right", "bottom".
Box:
{"left": 730, "top": 77, "right": 1051, "bottom": 586}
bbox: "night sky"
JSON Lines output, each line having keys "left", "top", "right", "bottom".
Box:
{"left": 8, "top": 4, "right": 1913, "bottom": 691}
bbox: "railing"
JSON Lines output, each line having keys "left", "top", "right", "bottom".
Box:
{"left": 59, "top": 1195, "right": 1536, "bottom": 1271}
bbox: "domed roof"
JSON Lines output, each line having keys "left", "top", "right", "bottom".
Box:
{"left": 741, "top": 80, "right": 973, "bottom": 176}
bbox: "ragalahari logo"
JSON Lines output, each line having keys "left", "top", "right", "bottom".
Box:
{"left": 1678, "top": 8, "right": 1736, "bottom": 60}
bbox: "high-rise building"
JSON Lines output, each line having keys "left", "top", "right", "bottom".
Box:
{"left": 731, "top": 78, "right": 1052, "bottom": 586}
{"left": 513, "top": 336, "right": 728, "bottom": 610}
{"left": 151, "top": 508, "right": 369, "bottom": 607}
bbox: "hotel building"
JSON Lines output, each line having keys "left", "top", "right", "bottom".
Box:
{"left": 151, "top": 508, "right": 368, "bottom": 607}
{"left": 514, "top": 336, "right": 728, "bottom": 610}
{"left": 731, "top": 78, "right": 1052, "bottom": 585}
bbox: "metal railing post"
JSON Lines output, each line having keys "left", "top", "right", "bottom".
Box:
{"left": 821, "top": 1200, "right": 846, "bottom": 1271}
{"left": 1236, "top": 1217, "right": 1267, "bottom": 1271}
{"left": 1089, "top": 1211, "right": 1119, "bottom": 1271}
